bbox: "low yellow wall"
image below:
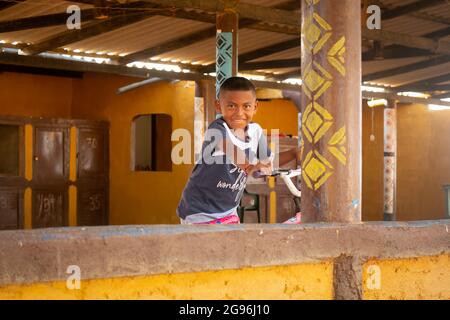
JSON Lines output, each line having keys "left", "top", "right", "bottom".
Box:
{"left": 2, "top": 254, "right": 449, "bottom": 300}
{"left": 0, "top": 222, "right": 448, "bottom": 300}
{"left": 0, "top": 262, "right": 333, "bottom": 300}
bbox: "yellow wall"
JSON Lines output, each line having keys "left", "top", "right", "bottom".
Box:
{"left": 253, "top": 99, "right": 299, "bottom": 137}
{"left": 71, "top": 73, "right": 195, "bottom": 225}
{"left": 0, "top": 71, "right": 194, "bottom": 225}
{"left": 363, "top": 254, "right": 450, "bottom": 300}
{"left": 361, "top": 102, "right": 450, "bottom": 221}
{"left": 0, "top": 262, "right": 333, "bottom": 300}
{"left": 0, "top": 72, "right": 74, "bottom": 118}
{"left": 362, "top": 101, "right": 384, "bottom": 221}
{"left": 397, "top": 104, "right": 450, "bottom": 221}
{"left": 1, "top": 254, "right": 448, "bottom": 300}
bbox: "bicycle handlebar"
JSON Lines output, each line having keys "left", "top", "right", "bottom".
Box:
{"left": 252, "top": 169, "right": 302, "bottom": 198}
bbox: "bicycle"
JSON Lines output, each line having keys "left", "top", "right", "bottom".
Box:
{"left": 252, "top": 168, "right": 302, "bottom": 224}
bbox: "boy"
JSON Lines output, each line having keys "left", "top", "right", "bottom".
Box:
{"left": 177, "top": 77, "right": 300, "bottom": 224}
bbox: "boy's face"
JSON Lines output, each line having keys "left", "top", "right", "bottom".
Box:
{"left": 215, "top": 90, "right": 258, "bottom": 130}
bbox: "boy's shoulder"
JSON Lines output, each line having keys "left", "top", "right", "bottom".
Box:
{"left": 208, "top": 117, "right": 225, "bottom": 128}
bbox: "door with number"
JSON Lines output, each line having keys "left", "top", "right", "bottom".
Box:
{"left": 32, "top": 124, "right": 70, "bottom": 228}
{"left": 76, "top": 125, "right": 109, "bottom": 225}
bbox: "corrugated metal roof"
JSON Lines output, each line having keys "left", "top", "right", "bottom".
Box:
{"left": 0, "top": 24, "right": 67, "bottom": 44}
{"left": 251, "top": 46, "right": 300, "bottom": 62}
{"left": 380, "top": 0, "right": 450, "bottom": 37}
{"left": 362, "top": 57, "right": 429, "bottom": 76}
{"left": 67, "top": 15, "right": 212, "bottom": 56}
{"left": 155, "top": 28, "right": 298, "bottom": 64}
{"left": 375, "top": 60, "right": 450, "bottom": 87}
{"left": 0, "top": 0, "right": 92, "bottom": 21}
{"left": 382, "top": 15, "right": 445, "bottom": 37}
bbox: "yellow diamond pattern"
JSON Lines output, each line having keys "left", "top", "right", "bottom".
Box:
{"left": 302, "top": 101, "right": 333, "bottom": 144}
{"left": 305, "top": 22, "right": 322, "bottom": 45}
{"left": 302, "top": 62, "right": 332, "bottom": 100}
{"left": 301, "top": 150, "right": 334, "bottom": 191}
{"left": 302, "top": 11, "right": 332, "bottom": 54}
{"left": 305, "top": 111, "right": 323, "bottom": 135}
{"left": 304, "top": 69, "right": 324, "bottom": 92}
{"left": 305, "top": 157, "right": 325, "bottom": 181}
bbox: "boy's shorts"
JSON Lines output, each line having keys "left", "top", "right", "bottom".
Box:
{"left": 180, "top": 213, "right": 240, "bottom": 225}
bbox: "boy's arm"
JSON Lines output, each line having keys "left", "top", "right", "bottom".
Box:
{"left": 217, "top": 138, "right": 255, "bottom": 172}
{"left": 217, "top": 135, "right": 273, "bottom": 175}
{"left": 220, "top": 143, "right": 300, "bottom": 170}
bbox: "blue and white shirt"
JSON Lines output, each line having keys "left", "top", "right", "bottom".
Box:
{"left": 176, "top": 117, "right": 273, "bottom": 223}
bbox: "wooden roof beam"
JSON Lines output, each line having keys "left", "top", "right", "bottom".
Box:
{"left": 382, "top": 0, "right": 445, "bottom": 21}
{"left": 21, "top": 12, "right": 155, "bottom": 56}
{"left": 118, "top": 26, "right": 216, "bottom": 65}
{"left": 393, "top": 73, "right": 450, "bottom": 92}
{"left": 0, "top": 9, "right": 98, "bottom": 33}
{"left": 239, "top": 58, "right": 300, "bottom": 71}
{"left": 363, "top": 55, "right": 450, "bottom": 82}
{"left": 0, "top": 0, "right": 25, "bottom": 11}
{"left": 118, "top": 0, "right": 299, "bottom": 65}
{"left": 136, "top": 0, "right": 299, "bottom": 26}
{"left": 200, "top": 38, "right": 300, "bottom": 73}
{"left": 362, "top": 29, "right": 450, "bottom": 55}
{"left": 0, "top": 50, "right": 300, "bottom": 91}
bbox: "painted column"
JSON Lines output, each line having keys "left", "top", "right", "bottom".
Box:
{"left": 216, "top": 9, "right": 239, "bottom": 100}
{"left": 300, "top": 0, "right": 362, "bottom": 222}
{"left": 383, "top": 99, "right": 397, "bottom": 221}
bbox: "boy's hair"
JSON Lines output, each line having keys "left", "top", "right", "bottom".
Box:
{"left": 219, "top": 76, "right": 256, "bottom": 97}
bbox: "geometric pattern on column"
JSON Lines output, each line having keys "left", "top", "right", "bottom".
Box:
{"left": 216, "top": 32, "right": 233, "bottom": 99}
{"left": 301, "top": 0, "right": 348, "bottom": 191}
{"left": 383, "top": 106, "right": 397, "bottom": 218}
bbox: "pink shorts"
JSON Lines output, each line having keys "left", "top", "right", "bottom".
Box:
{"left": 180, "top": 214, "right": 241, "bottom": 225}
{"left": 199, "top": 214, "right": 241, "bottom": 225}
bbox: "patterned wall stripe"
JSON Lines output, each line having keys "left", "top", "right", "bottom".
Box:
{"left": 216, "top": 32, "right": 234, "bottom": 100}
{"left": 383, "top": 106, "right": 397, "bottom": 218}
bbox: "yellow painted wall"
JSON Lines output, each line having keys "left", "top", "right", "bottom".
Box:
{"left": 0, "top": 72, "right": 74, "bottom": 118}
{"left": 397, "top": 104, "right": 450, "bottom": 221}
{"left": 71, "top": 73, "right": 195, "bottom": 225}
{"left": 1, "top": 254, "right": 448, "bottom": 300}
{"left": 362, "top": 101, "right": 384, "bottom": 221}
{"left": 0, "top": 262, "right": 333, "bottom": 300}
{"left": 363, "top": 254, "right": 450, "bottom": 300}
{"left": 252, "top": 99, "right": 299, "bottom": 137}
{"left": 0, "top": 71, "right": 194, "bottom": 225}
{"left": 361, "top": 102, "right": 450, "bottom": 221}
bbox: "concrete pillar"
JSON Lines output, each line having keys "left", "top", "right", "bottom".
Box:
{"left": 215, "top": 9, "right": 239, "bottom": 100}
{"left": 383, "top": 99, "right": 397, "bottom": 221}
{"left": 300, "top": 0, "right": 362, "bottom": 222}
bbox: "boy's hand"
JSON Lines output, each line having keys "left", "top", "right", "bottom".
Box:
{"left": 248, "top": 162, "right": 273, "bottom": 177}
